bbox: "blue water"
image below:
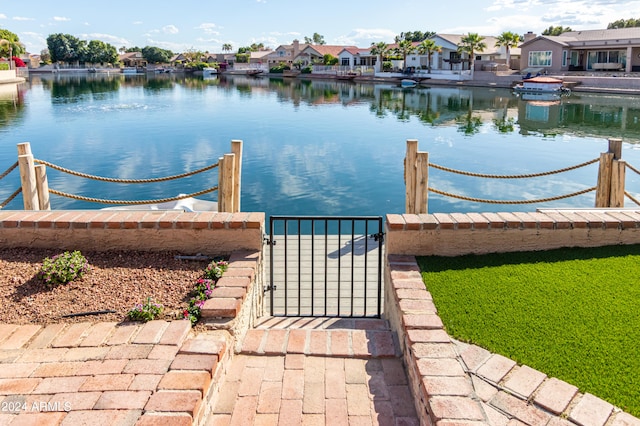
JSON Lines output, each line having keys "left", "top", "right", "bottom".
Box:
{"left": 1, "top": 73, "right": 640, "bottom": 217}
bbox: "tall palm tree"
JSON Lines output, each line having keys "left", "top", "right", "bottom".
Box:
{"left": 369, "top": 42, "right": 388, "bottom": 72}
{"left": 416, "top": 39, "right": 441, "bottom": 74}
{"left": 222, "top": 43, "right": 232, "bottom": 53}
{"left": 395, "top": 39, "right": 416, "bottom": 72}
{"left": 457, "top": 33, "right": 486, "bottom": 72}
{"left": 495, "top": 31, "right": 521, "bottom": 68}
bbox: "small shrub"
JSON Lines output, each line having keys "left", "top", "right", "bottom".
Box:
{"left": 38, "top": 250, "right": 90, "bottom": 287}
{"left": 269, "top": 62, "right": 290, "bottom": 73}
{"left": 128, "top": 297, "right": 164, "bottom": 322}
{"left": 183, "top": 259, "right": 228, "bottom": 325}
{"left": 203, "top": 259, "right": 228, "bottom": 280}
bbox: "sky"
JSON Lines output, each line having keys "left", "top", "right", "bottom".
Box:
{"left": 2, "top": 0, "right": 639, "bottom": 55}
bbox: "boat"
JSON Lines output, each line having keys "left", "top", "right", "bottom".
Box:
{"left": 101, "top": 196, "right": 218, "bottom": 212}
{"left": 513, "top": 76, "right": 570, "bottom": 94}
{"left": 122, "top": 67, "right": 143, "bottom": 75}
{"left": 401, "top": 79, "right": 418, "bottom": 88}
{"left": 203, "top": 67, "right": 218, "bottom": 77}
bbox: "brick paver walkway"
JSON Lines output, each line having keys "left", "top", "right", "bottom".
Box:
{"left": 0, "top": 320, "right": 226, "bottom": 426}
{"left": 207, "top": 317, "right": 419, "bottom": 426}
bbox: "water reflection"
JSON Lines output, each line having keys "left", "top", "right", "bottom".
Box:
{"left": 2, "top": 73, "right": 639, "bottom": 214}
{"left": 0, "top": 83, "right": 26, "bottom": 129}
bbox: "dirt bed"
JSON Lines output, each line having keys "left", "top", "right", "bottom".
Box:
{"left": 0, "top": 248, "right": 211, "bottom": 325}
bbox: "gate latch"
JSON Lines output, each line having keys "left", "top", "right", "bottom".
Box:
{"left": 263, "top": 236, "right": 276, "bottom": 246}
{"left": 264, "top": 284, "right": 277, "bottom": 293}
{"left": 370, "top": 232, "right": 385, "bottom": 243}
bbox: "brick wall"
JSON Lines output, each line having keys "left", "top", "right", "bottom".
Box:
{"left": 0, "top": 210, "right": 264, "bottom": 256}
{"left": 386, "top": 209, "right": 640, "bottom": 256}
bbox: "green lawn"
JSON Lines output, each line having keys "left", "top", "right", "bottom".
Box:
{"left": 417, "top": 245, "right": 640, "bottom": 417}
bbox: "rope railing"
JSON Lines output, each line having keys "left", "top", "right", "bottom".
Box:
{"left": 10, "top": 140, "right": 242, "bottom": 212}
{"left": 0, "top": 187, "right": 22, "bottom": 209}
{"left": 429, "top": 158, "right": 599, "bottom": 179}
{"left": 48, "top": 185, "right": 219, "bottom": 205}
{"left": 428, "top": 186, "right": 597, "bottom": 205}
{"left": 0, "top": 161, "right": 18, "bottom": 181}
{"left": 34, "top": 159, "right": 219, "bottom": 183}
{"left": 405, "top": 138, "right": 636, "bottom": 214}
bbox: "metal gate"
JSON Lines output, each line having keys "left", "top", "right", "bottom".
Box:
{"left": 265, "top": 216, "right": 384, "bottom": 318}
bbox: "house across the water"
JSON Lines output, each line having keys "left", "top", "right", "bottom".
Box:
{"left": 519, "top": 27, "right": 640, "bottom": 74}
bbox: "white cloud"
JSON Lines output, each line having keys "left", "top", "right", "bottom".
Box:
{"left": 13, "top": 17, "right": 34, "bottom": 21}
{"left": 132, "top": 21, "right": 143, "bottom": 25}
{"left": 53, "top": 16, "right": 70, "bottom": 22}
{"left": 196, "top": 23, "right": 220, "bottom": 35}
{"left": 334, "top": 28, "right": 397, "bottom": 45}
{"left": 79, "top": 33, "right": 130, "bottom": 46}
{"left": 162, "top": 25, "right": 179, "bottom": 35}
{"left": 0, "top": 14, "right": 6, "bottom": 19}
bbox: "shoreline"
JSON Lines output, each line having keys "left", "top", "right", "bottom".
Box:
{"left": 6, "top": 68, "right": 640, "bottom": 95}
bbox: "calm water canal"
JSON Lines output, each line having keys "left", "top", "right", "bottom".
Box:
{"left": 1, "top": 73, "right": 640, "bottom": 218}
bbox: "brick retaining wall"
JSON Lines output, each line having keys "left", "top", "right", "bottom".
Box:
{"left": 0, "top": 211, "right": 264, "bottom": 256}
{"left": 386, "top": 209, "right": 640, "bottom": 256}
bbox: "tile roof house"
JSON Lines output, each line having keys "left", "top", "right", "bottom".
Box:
{"left": 265, "top": 40, "right": 310, "bottom": 66}
{"left": 519, "top": 28, "right": 640, "bottom": 73}
{"left": 118, "top": 52, "right": 147, "bottom": 68}
{"left": 296, "top": 44, "right": 358, "bottom": 65}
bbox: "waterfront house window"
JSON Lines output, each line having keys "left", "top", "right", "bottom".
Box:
{"left": 341, "top": 57, "right": 349, "bottom": 66}
{"left": 562, "top": 50, "right": 568, "bottom": 67}
{"left": 570, "top": 51, "right": 580, "bottom": 66}
{"left": 528, "top": 51, "right": 552, "bottom": 67}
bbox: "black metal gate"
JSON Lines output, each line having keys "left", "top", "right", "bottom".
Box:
{"left": 266, "top": 216, "right": 384, "bottom": 318}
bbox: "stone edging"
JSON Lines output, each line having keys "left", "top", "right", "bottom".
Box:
{"left": 385, "top": 254, "right": 640, "bottom": 426}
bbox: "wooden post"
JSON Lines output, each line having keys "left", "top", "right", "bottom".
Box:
{"left": 17, "top": 142, "right": 39, "bottom": 210}
{"left": 595, "top": 152, "right": 613, "bottom": 208}
{"left": 231, "top": 140, "right": 243, "bottom": 213}
{"left": 610, "top": 160, "right": 626, "bottom": 208}
{"left": 405, "top": 139, "right": 418, "bottom": 214}
{"left": 221, "top": 153, "right": 235, "bottom": 213}
{"left": 415, "top": 152, "right": 429, "bottom": 214}
{"left": 609, "top": 138, "right": 622, "bottom": 160}
{"left": 35, "top": 165, "right": 51, "bottom": 210}
{"left": 218, "top": 156, "right": 225, "bottom": 212}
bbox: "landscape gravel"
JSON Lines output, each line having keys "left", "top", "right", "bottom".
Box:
{"left": 0, "top": 247, "right": 210, "bottom": 324}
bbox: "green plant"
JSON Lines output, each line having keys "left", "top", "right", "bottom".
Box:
{"left": 183, "top": 259, "right": 228, "bottom": 325}
{"left": 203, "top": 259, "right": 228, "bottom": 280}
{"left": 38, "top": 250, "right": 90, "bottom": 287}
{"left": 301, "top": 65, "right": 312, "bottom": 74}
{"left": 269, "top": 62, "right": 290, "bottom": 73}
{"left": 128, "top": 297, "right": 164, "bottom": 322}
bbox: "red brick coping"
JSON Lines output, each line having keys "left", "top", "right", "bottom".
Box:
{"left": 385, "top": 254, "right": 640, "bottom": 425}
{"left": 385, "top": 209, "right": 640, "bottom": 256}
{"left": 0, "top": 211, "right": 264, "bottom": 256}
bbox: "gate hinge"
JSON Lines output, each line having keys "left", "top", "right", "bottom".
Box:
{"left": 263, "top": 236, "right": 276, "bottom": 246}
{"left": 370, "top": 232, "right": 385, "bottom": 243}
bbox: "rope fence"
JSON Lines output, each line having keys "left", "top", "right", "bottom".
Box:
{"left": 7, "top": 140, "right": 243, "bottom": 212}
{"left": 405, "top": 138, "right": 640, "bottom": 214}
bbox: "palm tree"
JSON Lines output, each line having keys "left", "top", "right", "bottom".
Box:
{"left": 457, "top": 33, "right": 486, "bottom": 72}
{"left": 416, "top": 39, "right": 441, "bottom": 74}
{"left": 222, "top": 43, "right": 232, "bottom": 53}
{"left": 495, "top": 31, "right": 521, "bottom": 68}
{"left": 369, "top": 42, "right": 388, "bottom": 73}
{"left": 395, "top": 39, "right": 416, "bottom": 72}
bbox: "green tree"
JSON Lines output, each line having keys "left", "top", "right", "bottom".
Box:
{"left": 183, "top": 47, "right": 203, "bottom": 62}
{"left": 304, "top": 33, "right": 326, "bottom": 45}
{"left": 46, "top": 33, "right": 87, "bottom": 64}
{"left": 40, "top": 49, "right": 51, "bottom": 64}
{"left": 222, "top": 43, "right": 232, "bottom": 53}
{"left": 542, "top": 26, "right": 572, "bottom": 36}
{"left": 141, "top": 46, "right": 173, "bottom": 63}
{"left": 0, "top": 28, "right": 25, "bottom": 58}
{"left": 394, "top": 39, "right": 416, "bottom": 72}
{"left": 416, "top": 39, "right": 441, "bottom": 73}
{"left": 458, "top": 33, "right": 486, "bottom": 71}
{"left": 249, "top": 42, "right": 266, "bottom": 51}
{"left": 495, "top": 31, "right": 521, "bottom": 67}
{"left": 608, "top": 18, "right": 640, "bottom": 28}
{"left": 235, "top": 53, "right": 250, "bottom": 63}
{"left": 370, "top": 42, "right": 389, "bottom": 73}
{"left": 85, "top": 40, "right": 118, "bottom": 65}
{"left": 323, "top": 54, "right": 338, "bottom": 65}
{"left": 397, "top": 31, "right": 436, "bottom": 42}
{"left": 126, "top": 46, "right": 142, "bottom": 53}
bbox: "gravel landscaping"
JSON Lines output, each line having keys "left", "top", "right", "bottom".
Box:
{"left": 0, "top": 247, "right": 210, "bottom": 324}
